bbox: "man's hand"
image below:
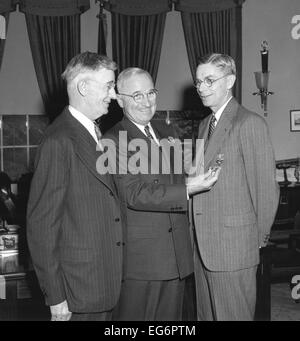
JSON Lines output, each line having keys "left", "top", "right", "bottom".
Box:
{"left": 186, "top": 167, "right": 221, "bottom": 197}
{"left": 50, "top": 300, "right": 72, "bottom": 321}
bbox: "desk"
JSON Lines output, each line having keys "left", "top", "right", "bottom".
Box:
{"left": 0, "top": 252, "right": 49, "bottom": 320}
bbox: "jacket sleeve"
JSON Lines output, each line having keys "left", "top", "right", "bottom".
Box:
{"left": 27, "top": 137, "right": 69, "bottom": 306}
{"left": 239, "top": 114, "right": 280, "bottom": 246}
{"left": 104, "top": 130, "right": 188, "bottom": 213}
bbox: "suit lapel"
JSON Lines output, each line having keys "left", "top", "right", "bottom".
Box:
{"left": 64, "top": 109, "right": 116, "bottom": 194}
{"left": 121, "top": 117, "right": 151, "bottom": 143}
{"left": 121, "top": 117, "right": 173, "bottom": 176}
{"left": 198, "top": 115, "right": 210, "bottom": 149}
{"left": 204, "top": 98, "right": 239, "bottom": 168}
{"left": 151, "top": 120, "right": 175, "bottom": 176}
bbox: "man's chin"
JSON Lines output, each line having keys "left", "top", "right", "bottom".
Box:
{"left": 100, "top": 109, "right": 109, "bottom": 116}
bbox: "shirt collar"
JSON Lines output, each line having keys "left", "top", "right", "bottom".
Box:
{"left": 130, "top": 120, "right": 160, "bottom": 145}
{"left": 68, "top": 105, "right": 98, "bottom": 143}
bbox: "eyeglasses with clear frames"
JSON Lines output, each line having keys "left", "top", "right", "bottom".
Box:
{"left": 118, "top": 89, "right": 158, "bottom": 103}
{"left": 194, "top": 73, "right": 232, "bottom": 90}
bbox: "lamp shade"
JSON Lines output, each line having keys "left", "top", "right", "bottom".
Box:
{"left": 254, "top": 71, "right": 269, "bottom": 90}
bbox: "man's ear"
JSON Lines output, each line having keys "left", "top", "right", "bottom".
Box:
{"left": 77, "top": 79, "right": 87, "bottom": 97}
{"left": 116, "top": 94, "right": 124, "bottom": 108}
{"left": 227, "top": 74, "right": 236, "bottom": 91}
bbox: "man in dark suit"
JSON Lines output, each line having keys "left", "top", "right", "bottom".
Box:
{"left": 192, "top": 53, "right": 280, "bottom": 320}
{"left": 104, "top": 67, "right": 220, "bottom": 321}
{"left": 27, "top": 52, "right": 124, "bottom": 321}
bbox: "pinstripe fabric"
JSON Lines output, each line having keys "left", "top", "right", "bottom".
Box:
{"left": 105, "top": 117, "right": 194, "bottom": 281}
{"left": 105, "top": 117, "right": 193, "bottom": 320}
{"left": 194, "top": 247, "right": 257, "bottom": 321}
{"left": 27, "top": 108, "right": 123, "bottom": 313}
{"left": 192, "top": 98, "right": 279, "bottom": 320}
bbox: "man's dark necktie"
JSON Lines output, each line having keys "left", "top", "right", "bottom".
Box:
{"left": 207, "top": 113, "right": 217, "bottom": 140}
{"left": 144, "top": 125, "right": 155, "bottom": 141}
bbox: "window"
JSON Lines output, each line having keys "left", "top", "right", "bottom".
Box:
{"left": 0, "top": 114, "right": 48, "bottom": 181}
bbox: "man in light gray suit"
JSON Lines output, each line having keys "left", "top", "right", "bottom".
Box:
{"left": 192, "top": 53, "right": 279, "bottom": 321}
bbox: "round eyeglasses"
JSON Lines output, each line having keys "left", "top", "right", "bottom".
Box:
{"left": 118, "top": 89, "right": 158, "bottom": 103}
{"left": 194, "top": 74, "right": 232, "bottom": 90}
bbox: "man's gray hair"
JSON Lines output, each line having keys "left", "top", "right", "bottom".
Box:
{"left": 198, "top": 53, "right": 236, "bottom": 75}
{"left": 117, "top": 67, "right": 153, "bottom": 92}
{"left": 62, "top": 51, "right": 118, "bottom": 84}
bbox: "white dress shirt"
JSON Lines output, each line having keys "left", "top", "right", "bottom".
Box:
{"left": 213, "top": 96, "right": 233, "bottom": 126}
{"left": 68, "top": 105, "right": 99, "bottom": 144}
{"left": 131, "top": 121, "right": 160, "bottom": 145}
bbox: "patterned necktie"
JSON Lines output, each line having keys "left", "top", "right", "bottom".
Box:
{"left": 144, "top": 125, "right": 155, "bottom": 141}
{"left": 94, "top": 122, "right": 102, "bottom": 142}
{"left": 207, "top": 113, "right": 217, "bottom": 140}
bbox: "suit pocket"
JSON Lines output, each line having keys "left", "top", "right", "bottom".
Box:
{"left": 224, "top": 211, "right": 256, "bottom": 227}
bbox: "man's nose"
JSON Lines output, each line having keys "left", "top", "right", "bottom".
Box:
{"left": 109, "top": 87, "right": 117, "bottom": 99}
{"left": 198, "top": 81, "right": 206, "bottom": 92}
{"left": 142, "top": 95, "right": 152, "bottom": 107}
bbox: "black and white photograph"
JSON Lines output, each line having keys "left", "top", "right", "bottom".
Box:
{"left": 0, "top": 0, "right": 300, "bottom": 325}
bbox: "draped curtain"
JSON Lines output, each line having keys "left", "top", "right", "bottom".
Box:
{"left": 0, "top": 0, "right": 17, "bottom": 70}
{"left": 19, "top": 0, "right": 90, "bottom": 121}
{"left": 97, "top": 0, "right": 107, "bottom": 55}
{"left": 176, "top": 0, "right": 245, "bottom": 103}
{"left": 104, "top": 0, "right": 172, "bottom": 83}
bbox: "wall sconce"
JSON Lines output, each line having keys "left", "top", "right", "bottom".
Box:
{"left": 253, "top": 41, "right": 274, "bottom": 117}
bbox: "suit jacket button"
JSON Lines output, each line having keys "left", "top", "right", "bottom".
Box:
{"left": 115, "top": 218, "right": 120, "bottom": 222}
{"left": 168, "top": 228, "right": 172, "bottom": 232}
{"left": 116, "top": 241, "right": 121, "bottom": 246}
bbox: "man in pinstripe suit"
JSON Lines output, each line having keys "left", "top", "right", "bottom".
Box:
{"left": 104, "top": 68, "right": 220, "bottom": 320}
{"left": 192, "top": 53, "right": 279, "bottom": 320}
{"left": 27, "top": 52, "right": 124, "bottom": 321}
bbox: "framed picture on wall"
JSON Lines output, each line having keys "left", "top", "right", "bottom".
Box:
{"left": 290, "top": 110, "right": 300, "bottom": 131}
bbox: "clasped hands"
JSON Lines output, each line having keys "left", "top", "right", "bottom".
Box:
{"left": 186, "top": 166, "right": 221, "bottom": 196}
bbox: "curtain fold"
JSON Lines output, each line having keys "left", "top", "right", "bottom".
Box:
{"left": 97, "top": 1, "right": 107, "bottom": 55}
{"left": 19, "top": 0, "right": 90, "bottom": 16}
{"left": 177, "top": 0, "right": 244, "bottom": 102}
{"left": 105, "top": 0, "right": 171, "bottom": 82}
{"left": 111, "top": 12, "right": 167, "bottom": 82}
{"left": 101, "top": 0, "right": 171, "bottom": 132}
{"left": 175, "top": 0, "right": 245, "bottom": 12}
{"left": 0, "top": 0, "right": 17, "bottom": 70}
{"left": 20, "top": 0, "right": 90, "bottom": 120}
{"left": 25, "top": 14, "right": 81, "bottom": 121}
{"left": 104, "top": 0, "right": 172, "bottom": 16}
